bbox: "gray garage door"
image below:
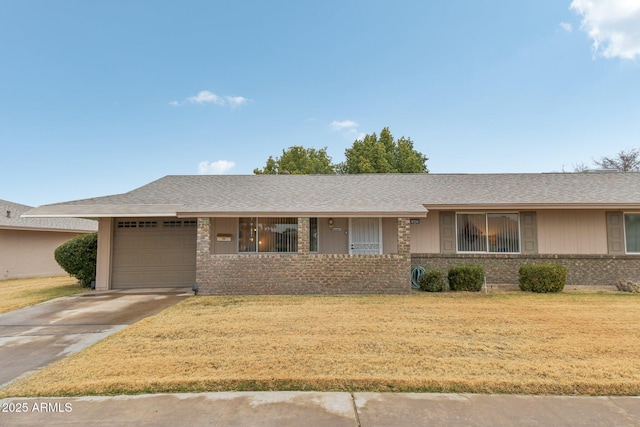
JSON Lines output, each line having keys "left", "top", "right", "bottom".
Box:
{"left": 112, "top": 218, "right": 197, "bottom": 289}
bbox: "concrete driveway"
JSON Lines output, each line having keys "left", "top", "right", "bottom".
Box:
{"left": 0, "top": 289, "right": 191, "bottom": 388}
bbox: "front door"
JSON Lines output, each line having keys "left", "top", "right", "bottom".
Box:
{"left": 349, "top": 218, "right": 382, "bottom": 255}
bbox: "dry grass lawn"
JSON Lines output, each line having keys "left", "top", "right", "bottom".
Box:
{"left": 1, "top": 292, "right": 639, "bottom": 397}
{"left": 0, "top": 276, "right": 85, "bottom": 314}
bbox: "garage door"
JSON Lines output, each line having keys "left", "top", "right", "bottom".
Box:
{"left": 112, "top": 218, "right": 197, "bottom": 289}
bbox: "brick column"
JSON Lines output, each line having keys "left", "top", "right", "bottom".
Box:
{"left": 298, "top": 217, "right": 310, "bottom": 254}
{"left": 197, "top": 217, "right": 211, "bottom": 259}
{"left": 196, "top": 218, "right": 211, "bottom": 290}
{"left": 397, "top": 217, "right": 411, "bottom": 255}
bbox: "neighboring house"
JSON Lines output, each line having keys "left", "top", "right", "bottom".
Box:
{"left": 22, "top": 173, "right": 640, "bottom": 294}
{"left": 1, "top": 199, "right": 98, "bottom": 279}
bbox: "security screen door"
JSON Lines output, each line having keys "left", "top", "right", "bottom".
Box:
{"left": 349, "top": 218, "right": 382, "bottom": 255}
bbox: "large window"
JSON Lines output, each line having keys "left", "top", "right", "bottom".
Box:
{"left": 625, "top": 213, "right": 640, "bottom": 253}
{"left": 457, "top": 213, "right": 520, "bottom": 253}
{"left": 239, "top": 217, "right": 298, "bottom": 253}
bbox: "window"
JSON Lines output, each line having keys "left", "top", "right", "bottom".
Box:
{"left": 310, "top": 218, "right": 318, "bottom": 252}
{"left": 117, "top": 220, "right": 157, "bottom": 228}
{"left": 163, "top": 220, "right": 197, "bottom": 228}
{"left": 456, "top": 213, "right": 520, "bottom": 253}
{"left": 117, "top": 221, "right": 137, "bottom": 229}
{"left": 624, "top": 213, "right": 640, "bottom": 253}
{"left": 239, "top": 217, "right": 298, "bottom": 253}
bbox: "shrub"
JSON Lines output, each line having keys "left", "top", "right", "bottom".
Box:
{"left": 419, "top": 269, "right": 446, "bottom": 292}
{"left": 518, "top": 264, "right": 566, "bottom": 293}
{"left": 615, "top": 279, "right": 640, "bottom": 293}
{"left": 448, "top": 265, "right": 484, "bottom": 292}
{"left": 54, "top": 233, "right": 98, "bottom": 287}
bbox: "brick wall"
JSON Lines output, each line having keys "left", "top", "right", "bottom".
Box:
{"left": 196, "top": 217, "right": 412, "bottom": 295}
{"left": 412, "top": 253, "right": 640, "bottom": 286}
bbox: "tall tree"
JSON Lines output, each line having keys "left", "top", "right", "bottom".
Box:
{"left": 339, "top": 127, "right": 428, "bottom": 174}
{"left": 253, "top": 146, "right": 335, "bottom": 174}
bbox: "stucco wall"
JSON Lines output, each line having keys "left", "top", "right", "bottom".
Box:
{"left": 411, "top": 210, "right": 611, "bottom": 255}
{"left": 208, "top": 216, "right": 399, "bottom": 256}
{"left": 0, "top": 229, "right": 85, "bottom": 279}
{"left": 537, "top": 210, "right": 608, "bottom": 254}
{"left": 318, "top": 217, "right": 349, "bottom": 254}
{"left": 410, "top": 212, "right": 439, "bottom": 254}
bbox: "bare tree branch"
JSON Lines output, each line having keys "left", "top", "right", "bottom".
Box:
{"left": 572, "top": 162, "right": 589, "bottom": 173}
{"left": 593, "top": 149, "right": 640, "bottom": 172}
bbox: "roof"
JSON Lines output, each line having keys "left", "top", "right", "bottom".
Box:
{"left": 21, "top": 172, "right": 640, "bottom": 219}
{"left": 1, "top": 199, "right": 98, "bottom": 232}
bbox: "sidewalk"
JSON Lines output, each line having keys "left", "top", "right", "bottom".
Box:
{"left": 1, "top": 392, "right": 639, "bottom": 426}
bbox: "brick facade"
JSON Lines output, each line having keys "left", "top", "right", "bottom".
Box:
{"left": 196, "top": 217, "right": 412, "bottom": 295}
{"left": 412, "top": 253, "right": 640, "bottom": 286}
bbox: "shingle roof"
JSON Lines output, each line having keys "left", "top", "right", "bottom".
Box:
{"left": 1, "top": 199, "right": 97, "bottom": 232}
{"left": 21, "top": 172, "right": 640, "bottom": 218}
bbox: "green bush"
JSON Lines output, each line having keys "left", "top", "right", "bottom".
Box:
{"left": 518, "top": 264, "right": 566, "bottom": 293}
{"left": 448, "top": 265, "right": 484, "bottom": 292}
{"left": 54, "top": 233, "right": 98, "bottom": 287}
{"left": 419, "top": 269, "right": 446, "bottom": 292}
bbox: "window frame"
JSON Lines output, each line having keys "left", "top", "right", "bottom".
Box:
{"left": 455, "top": 212, "right": 521, "bottom": 254}
{"left": 237, "top": 217, "right": 299, "bottom": 254}
{"left": 623, "top": 212, "right": 640, "bottom": 254}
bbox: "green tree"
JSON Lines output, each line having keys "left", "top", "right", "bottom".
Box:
{"left": 253, "top": 146, "right": 335, "bottom": 174}
{"left": 339, "top": 127, "right": 428, "bottom": 174}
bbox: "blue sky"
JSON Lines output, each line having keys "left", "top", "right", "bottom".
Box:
{"left": 1, "top": 1, "right": 640, "bottom": 206}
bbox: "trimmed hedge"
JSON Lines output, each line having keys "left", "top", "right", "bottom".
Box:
{"left": 518, "top": 264, "right": 566, "bottom": 293}
{"left": 419, "top": 269, "right": 446, "bottom": 292}
{"left": 54, "top": 233, "right": 98, "bottom": 287}
{"left": 448, "top": 265, "right": 484, "bottom": 292}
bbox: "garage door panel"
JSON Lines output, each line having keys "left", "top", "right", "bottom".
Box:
{"left": 112, "top": 219, "right": 197, "bottom": 288}
{"left": 116, "top": 234, "right": 163, "bottom": 248}
{"left": 161, "top": 234, "right": 187, "bottom": 246}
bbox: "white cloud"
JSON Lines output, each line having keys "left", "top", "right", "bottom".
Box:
{"left": 188, "top": 90, "right": 225, "bottom": 105}
{"left": 170, "top": 91, "right": 249, "bottom": 107}
{"left": 330, "top": 120, "right": 358, "bottom": 131}
{"left": 225, "top": 96, "right": 248, "bottom": 108}
{"left": 197, "top": 160, "right": 236, "bottom": 174}
{"left": 560, "top": 22, "right": 573, "bottom": 32}
{"left": 570, "top": 0, "right": 640, "bottom": 59}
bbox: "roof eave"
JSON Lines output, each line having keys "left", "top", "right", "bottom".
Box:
{"left": 424, "top": 203, "right": 640, "bottom": 210}
{"left": 0, "top": 225, "right": 97, "bottom": 233}
{"left": 21, "top": 204, "right": 183, "bottom": 218}
{"left": 177, "top": 210, "right": 429, "bottom": 218}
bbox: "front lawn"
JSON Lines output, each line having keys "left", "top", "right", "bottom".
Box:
{"left": 0, "top": 276, "right": 85, "bottom": 314}
{"left": 1, "top": 292, "right": 639, "bottom": 397}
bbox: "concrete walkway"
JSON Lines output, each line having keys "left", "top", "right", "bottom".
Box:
{"left": 1, "top": 392, "right": 638, "bottom": 426}
{"left": 0, "top": 289, "right": 191, "bottom": 388}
